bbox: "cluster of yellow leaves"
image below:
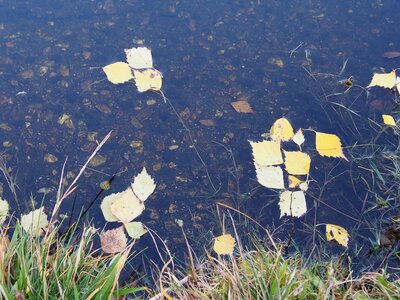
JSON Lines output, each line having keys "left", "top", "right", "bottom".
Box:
{"left": 100, "top": 167, "right": 156, "bottom": 253}
{"left": 102, "top": 47, "right": 163, "bottom": 93}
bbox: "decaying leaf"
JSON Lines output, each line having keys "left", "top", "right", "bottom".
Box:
{"left": 249, "top": 140, "right": 283, "bottom": 166}
{"left": 20, "top": 207, "right": 49, "bottom": 237}
{"left": 279, "top": 190, "right": 307, "bottom": 218}
{"left": 382, "top": 114, "right": 397, "bottom": 127}
{"left": 125, "top": 47, "right": 153, "bottom": 69}
{"left": 230, "top": 100, "right": 254, "bottom": 114}
{"left": 131, "top": 167, "right": 156, "bottom": 202}
{"left": 326, "top": 224, "right": 349, "bottom": 247}
{"left": 292, "top": 129, "right": 305, "bottom": 148}
{"left": 124, "top": 221, "right": 148, "bottom": 239}
{"left": 315, "top": 132, "right": 348, "bottom": 161}
{"left": 270, "top": 118, "right": 294, "bottom": 141}
{"left": 288, "top": 175, "right": 301, "bottom": 188}
{"left": 283, "top": 151, "right": 311, "bottom": 175}
{"left": 100, "top": 226, "right": 127, "bottom": 254}
{"left": 213, "top": 234, "right": 235, "bottom": 255}
{"left": 102, "top": 62, "right": 133, "bottom": 84}
{"left": 255, "top": 164, "right": 285, "bottom": 189}
{"left": 367, "top": 70, "right": 397, "bottom": 90}
{"left": 110, "top": 188, "right": 145, "bottom": 224}
{"left": 0, "top": 197, "right": 9, "bottom": 226}
{"left": 133, "top": 69, "right": 162, "bottom": 92}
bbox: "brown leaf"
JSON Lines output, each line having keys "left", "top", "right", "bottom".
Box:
{"left": 383, "top": 51, "right": 400, "bottom": 58}
{"left": 100, "top": 226, "right": 127, "bottom": 254}
{"left": 230, "top": 100, "right": 254, "bottom": 113}
{"left": 199, "top": 119, "right": 216, "bottom": 126}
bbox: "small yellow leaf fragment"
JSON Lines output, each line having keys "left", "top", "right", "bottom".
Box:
{"left": 279, "top": 190, "right": 307, "bottom": 218}
{"left": 249, "top": 140, "right": 283, "bottom": 166}
{"left": 131, "top": 167, "right": 156, "bottom": 202}
{"left": 367, "top": 70, "right": 397, "bottom": 89}
{"left": 133, "top": 68, "right": 162, "bottom": 92}
{"left": 270, "top": 118, "right": 294, "bottom": 141}
{"left": 124, "top": 221, "right": 148, "bottom": 239}
{"left": 213, "top": 234, "right": 235, "bottom": 255}
{"left": 315, "top": 132, "right": 348, "bottom": 161}
{"left": 102, "top": 62, "right": 133, "bottom": 84}
{"left": 100, "top": 226, "right": 127, "bottom": 254}
{"left": 110, "top": 187, "right": 145, "bottom": 224}
{"left": 283, "top": 151, "right": 311, "bottom": 175}
{"left": 326, "top": 224, "right": 349, "bottom": 247}
{"left": 382, "top": 114, "right": 396, "bottom": 127}
{"left": 288, "top": 175, "right": 301, "bottom": 188}
{"left": 255, "top": 164, "right": 285, "bottom": 189}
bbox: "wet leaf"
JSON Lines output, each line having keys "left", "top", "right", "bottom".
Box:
{"left": 125, "top": 47, "right": 153, "bottom": 69}
{"left": 292, "top": 129, "right": 305, "bottom": 148}
{"left": 270, "top": 118, "right": 294, "bottom": 141}
{"left": 249, "top": 140, "right": 283, "bottom": 166}
{"left": 131, "top": 167, "right": 156, "bottom": 202}
{"left": 100, "top": 193, "right": 121, "bottom": 222}
{"left": 133, "top": 69, "right": 162, "bottom": 92}
{"left": 213, "top": 234, "right": 235, "bottom": 255}
{"left": 124, "top": 221, "right": 148, "bottom": 239}
{"left": 255, "top": 165, "right": 285, "bottom": 189}
{"left": 100, "top": 226, "right": 127, "bottom": 254}
{"left": 110, "top": 187, "right": 145, "bottom": 224}
{"left": 279, "top": 190, "right": 307, "bottom": 218}
{"left": 367, "top": 70, "right": 396, "bottom": 90}
{"left": 102, "top": 62, "right": 133, "bottom": 84}
{"left": 283, "top": 151, "right": 311, "bottom": 175}
{"left": 20, "top": 207, "right": 49, "bottom": 237}
{"left": 383, "top": 51, "right": 400, "bottom": 58}
{"left": 230, "top": 100, "right": 254, "bottom": 113}
{"left": 382, "top": 114, "right": 396, "bottom": 127}
{"left": 315, "top": 132, "right": 348, "bottom": 161}
{"left": 0, "top": 197, "right": 9, "bottom": 225}
{"left": 326, "top": 224, "right": 349, "bottom": 247}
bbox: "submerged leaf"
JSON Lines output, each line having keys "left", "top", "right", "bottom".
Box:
{"left": 133, "top": 69, "right": 162, "bottom": 92}
{"left": 20, "top": 207, "right": 49, "bottom": 237}
{"left": 100, "top": 226, "right": 127, "bottom": 254}
{"left": 382, "top": 114, "right": 397, "bottom": 127}
{"left": 367, "top": 70, "right": 397, "bottom": 89}
{"left": 326, "top": 224, "right": 349, "bottom": 247}
{"left": 279, "top": 190, "right": 307, "bottom": 218}
{"left": 255, "top": 164, "right": 285, "bottom": 189}
{"left": 270, "top": 118, "right": 294, "bottom": 141}
{"left": 110, "top": 188, "right": 145, "bottom": 224}
{"left": 124, "top": 221, "right": 148, "bottom": 239}
{"left": 102, "top": 62, "right": 133, "bottom": 84}
{"left": 230, "top": 100, "right": 254, "bottom": 113}
{"left": 213, "top": 234, "right": 235, "bottom": 255}
{"left": 125, "top": 47, "right": 153, "bottom": 69}
{"left": 249, "top": 140, "right": 283, "bottom": 166}
{"left": 131, "top": 167, "right": 156, "bottom": 202}
{"left": 315, "top": 132, "right": 347, "bottom": 161}
{"left": 283, "top": 151, "right": 311, "bottom": 175}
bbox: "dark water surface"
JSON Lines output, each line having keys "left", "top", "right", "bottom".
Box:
{"left": 1, "top": 0, "right": 399, "bottom": 275}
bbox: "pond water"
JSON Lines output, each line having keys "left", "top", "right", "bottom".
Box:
{"left": 0, "top": 0, "right": 399, "bottom": 277}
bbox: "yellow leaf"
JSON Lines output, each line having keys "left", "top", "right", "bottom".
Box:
{"left": 0, "top": 197, "right": 9, "bottom": 226}
{"left": 292, "top": 129, "right": 305, "bottom": 148}
{"left": 124, "top": 221, "right": 148, "bottom": 239}
{"left": 326, "top": 224, "right": 349, "bottom": 247}
{"left": 270, "top": 118, "right": 294, "bottom": 141}
{"left": 133, "top": 68, "right": 162, "bottom": 92}
{"left": 213, "top": 234, "right": 235, "bottom": 255}
{"left": 288, "top": 175, "right": 301, "bottom": 188}
{"left": 315, "top": 132, "right": 348, "bottom": 161}
{"left": 125, "top": 47, "right": 153, "bottom": 69}
{"left": 367, "top": 70, "right": 396, "bottom": 89}
{"left": 279, "top": 190, "right": 307, "bottom": 218}
{"left": 249, "top": 140, "right": 283, "bottom": 166}
{"left": 102, "top": 62, "right": 133, "bottom": 84}
{"left": 382, "top": 114, "right": 397, "bottom": 127}
{"left": 100, "top": 226, "right": 127, "bottom": 254}
{"left": 20, "top": 207, "right": 49, "bottom": 237}
{"left": 131, "top": 167, "right": 156, "bottom": 202}
{"left": 109, "top": 187, "right": 145, "bottom": 224}
{"left": 283, "top": 151, "right": 311, "bottom": 175}
{"left": 100, "top": 193, "right": 120, "bottom": 222}
{"left": 255, "top": 164, "right": 285, "bottom": 189}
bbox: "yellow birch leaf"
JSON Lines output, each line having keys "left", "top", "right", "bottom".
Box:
{"left": 396, "top": 76, "right": 400, "bottom": 94}
{"left": 270, "top": 118, "right": 294, "bottom": 141}
{"left": 131, "top": 167, "right": 156, "bottom": 202}
{"left": 292, "top": 129, "right": 305, "bottom": 148}
{"left": 102, "top": 62, "right": 133, "bottom": 84}
{"left": 283, "top": 151, "right": 311, "bottom": 175}
{"left": 249, "top": 140, "right": 283, "bottom": 166}
{"left": 124, "top": 221, "right": 148, "bottom": 239}
{"left": 326, "top": 224, "right": 349, "bottom": 247}
{"left": 213, "top": 234, "right": 235, "bottom": 255}
{"left": 382, "top": 114, "right": 396, "bottom": 127}
{"left": 288, "top": 175, "right": 301, "bottom": 188}
{"left": 100, "top": 226, "right": 127, "bottom": 254}
{"left": 133, "top": 68, "right": 162, "bottom": 92}
{"left": 110, "top": 187, "right": 145, "bottom": 224}
{"left": 20, "top": 207, "right": 49, "bottom": 237}
{"left": 367, "top": 70, "right": 396, "bottom": 89}
{"left": 0, "top": 197, "right": 9, "bottom": 226}
{"left": 101, "top": 193, "right": 120, "bottom": 222}
{"left": 255, "top": 164, "right": 285, "bottom": 189}
{"left": 315, "top": 132, "right": 348, "bottom": 161}
{"left": 279, "top": 190, "right": 307, "bottom": 218}
{"left": 125, "top": 47, "right": 153, "bottom": 69}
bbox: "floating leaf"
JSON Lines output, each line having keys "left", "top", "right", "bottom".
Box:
{"left": 133, "top": 68, "right": 162, "bottom": 92}
{"left": 299, "top": 182, "right": 309, "bottom": 192}
{"left": 213, "top": 234, "right": 235, "bottom": 255}
{"left": 20, "top": 207, "right": 49, "bottom": 237}
{"left": 100, "top": 193, "right": 120, "bottom": 222}
{"left": 100, "top": 226, "right": 127, "bottom": 254}
{"left": 279, "top": 190, "right": 307, "bottom": 218}
{"left": 102, "top": 62, "right": 133, "bottom": 84}
{"left": 315, "top": 132, "right": 348, "bottom": 161}
{"left": 283, "top": 151, "right": 311, "bottom": 175}
{"left": 255, "top": 164, "right": 285, "bottom": 189}
{"left": 382, "top": 114, "right": 396, "bottom": 127}
{"left": 270, "top": 118, "right": 294, "bottom": 142}
{"left": 124, "top": 221, "right": 148, "bottom": 239}
{"left": 288, "top": 175, "right": 301, "bottom": 188}
{"left": 125, "top": 47, "right": 153, "bottom": 69}
{"left": 326, "top": 224, "right": 349, "bottom": 247}
{"left": 109, "top": 188, "right": 145, "bottom": 224}
{"left": 292, "top": 129, "right": 305, "bottom": 148}
{"left": 0, "top": 197, "right": 9, "bottom": 226}
{"left": 230, "top": 100, "right": 254, "bottom": 114}
{"left": 131, "top": 167, "right": 156, "bottom": 202}
{"left": 249, "top": 140, "right": 283, "bottom": 166}
{"left": 367, "top": 70, "right": 396, "bottom": 89}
